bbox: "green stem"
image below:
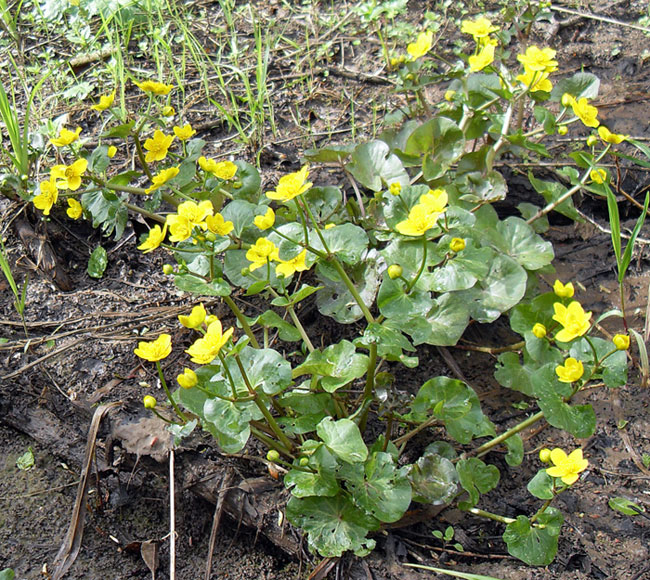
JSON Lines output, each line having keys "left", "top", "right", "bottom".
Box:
{"left": 406, "top": 236, "right": 428, "bottom": 293}
{"left": 286, "top": 303, "right": 315, "bottom": 352}
{"left": 218, "top": 351, "right": 239, "bottom": 399}
{"left": 234, "top": 354, "right": 294, "bottom": 452}
{"left": 133, "top": 133, "right": 154, "bottom": 180}
{"left": 330, "top": 259, "right": 374, "bottom": 324}
{"left": 357, "top": 342, "right": 378, "bottom": 432}
{"left": 467, "top": 507, "right": 515, "bottom": 524}
{"left": 530, "top": 497, "right": 554, "bottom": 524}
{"left": 155, "top": 361, "right": 187, "bottom": 423}
{"left": 250, "top": 425, "right": 292, "bottom": 457}
{"left": 223, "top": 295, "right": 260, "bottom": 349}
{"left": 472, "top": 410, "right": 545, "bottom": 458}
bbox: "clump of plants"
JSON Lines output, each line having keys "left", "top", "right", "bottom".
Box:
{"left": 18, "top": 1, "right": 648, "bottom": 567}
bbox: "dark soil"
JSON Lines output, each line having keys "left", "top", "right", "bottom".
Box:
{"left": 2, "top": 1, "right": 650, "bottom": 579}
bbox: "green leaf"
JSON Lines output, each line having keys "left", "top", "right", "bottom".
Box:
{"left": 248, "top": 310, "right": 302, "bottom": 342}
{"left": 173, "top": 274, "right": 231, "bottom": 296}
{"left": 312, "top": 223, "right": 368, "bottom": 265}
{"left": 286, "top": 494, "right": 379, "bottom": 557}
{"left": 16, "top": 447, "right": 34, "bottom": 470}
{"left": 527, "top": 470, "right": 555, "bottom": 500}
{"left": 277, "top": 391, "right": 336, "bottom": 435}
{"left": 503, "top": 508, "right": 563, "bottom": 566}
{"left": 317, "top": 417, "right": 368, "bottom": 463}
{"left": 226, "top": 161, "right": 261, "bottom": 202}
{"left": 87, "top": 245, "right": 107, "bottom": 278}
{"left": 403, "top": 118, "right": 465, "bottom": 180}
{"left": 303, "top": 186, "right": 343, "bottom": 222}
{"left": 488, "top": 217, "right": 554, "bottom": 271}
{"left": 608, "top": 496, "right": 645, "bottom": 516}
{"left": 293, "top": 340, "right": 369, "bottom": 392}
{"left": 346, "top": 140, "right": 409, "bottom": 192}
{"left": 202, "top": 397, "right": 253, "bottom": 453}
{"left": 234, "top": 346, "right": 292, "bottom": 395}
{"left": 0, "top": 569, "right": 15, "bottom": 580}
{"left": 456, "top": 458, "right": 500, "bottom": 508}
{"left": 286, "top": 445, "right": 340, "bottom": 498}
{"left": 406, "top": 292, "right": 471, "bottom": 347}
{"left": 221, "top": 199, "right": 257, "bottom": 236}
{"left": 570, "top": 337, "right": 627, "bottom": 388}
{"left": 81, "top": 189, "right": 128, "bottom": 239}
{"left": 408, "top": 452, "right": 459, "bottom": 504}
{"left": 304, "top": 144, "right": 355, "bottom": 163}
{"left": 550, "top": 71, "right": 599, "bottom": 101}
{"left": 271, "top": 283, "right": 321, "bottom": 307}
{"left": 518, "top": 202, "right": 549, "bottom": 233}
{"left": 456, "top": 254, "right": 527, "bottom": 323}
{"left": 504, "top": 434, "right": 524, "bottom": 466}
{"left": 339, "top": 452, "right": 412, "bottom": 522}
{"left": 87, "top": 145, "right": 111, "bottom": 174}
{"left": 528, "top": 172, "right": 580, "bottom": 221}
{"left": 377, "top": 277, "right": 432, "bottom": 320}
{"left": 429, "top": 245, "right": 493, "bottom": 292}
{"left": 101, "top": 120, "right": 134, "bottom": 138}
{"left": 354, "top": 320, "right": 417, "bottom": 368}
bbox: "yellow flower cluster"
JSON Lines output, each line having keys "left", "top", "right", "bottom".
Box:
{"left": 198, "top": 157, "right": 238, "bottom": 180}
{"left": 186, "top": 318, "right": 234, "bottom": 364}
{"left": 33, "top": 159, "right": 89, "bottom": 215}
{"left": 266, "top": 166, "right": 312, "bottom": 203}
{"left": 245, "top": 237, "right": 310, "bottom": 278}
{"left": 461, "top": 16, "right": 499, "bottom": 72}
{"left": 562, "top": 94, "right": 599, "bottom": 128}
{"left": 407, "top": 31, "right": 433, "bottom": 60}
{"left": 516, "top": 46, "right": 557, "bottom": 92}
{"left": 395, "top": 189, "right": 448, "bottom": 236}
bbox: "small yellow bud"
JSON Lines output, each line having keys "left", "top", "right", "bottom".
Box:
{"left": 143, "top": 395, "right": 157, "bottom": 409}
{"left": 532, "top": 323, "right": 547, "bottom": 339}
{"left": 612, "top": 334, "right": 630, "bottom": 351}
{"left": 586, "top": 135, "right": 598, "bottom": 147}
{"left": 205, "top": 232, "right": 217, "bottom": 242}
{"left": 387, "top": 264, "right": 403, "bottom": 280}
{"left": 299, "top": 457, "right": 309, "bottom": 466}
{"left": 449, "top": 238, "right": 466, "bottom": 252}
{"left": 561, "top": 93, "right": 574, "bottom": 108}
{"left": 266, "top": 449, "right": 280, "bottom": 462}
{"left": 539, "top": 448, "right": 552, "bottom": 463}
{"left": 557, "top": 125, "right": 568, "bottom": 136}
{"left": 444, "top": 90, "right": 456, "bottom": 102}
{"left": 177, "top": 368, "right": 198, "bottom": 389}
{"left": 389, "top": 182, "right": 402, "bottom": 196}
{"left": 162, "top": 105, "right": 175, "bottom": 117}
{"left": 162, "top": 264, "right": 174, "bottom": 275}
{"left": 107, "top": 145, "right": 117, "bottom": 158}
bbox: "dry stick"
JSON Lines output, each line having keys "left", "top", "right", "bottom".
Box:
{"left": 550, "top": 4, "right": 650, "bottom": 34}
{"left": 51, "top": 402, "right": 121, "bottom": 580}
{"left": 204, "top": 469, "right": 235, "bottom": 580}
{"left": 169, "top": 448, "right": 176, "bottom": 580}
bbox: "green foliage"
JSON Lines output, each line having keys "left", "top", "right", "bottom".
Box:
{"left": 503, "top": 509, "right": 563, "bottom": 566}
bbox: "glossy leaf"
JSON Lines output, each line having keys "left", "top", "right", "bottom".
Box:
{"left": 527, "top": 470, "right": 555, "bottom": 500}
{"left": 408, "top": 452, "right": 459, "bottom": 504}
{"left": 503, "top": 508, "right": 563, "bottom": 566}
{"left": 346, "top": 140, "right": 409, "bottom": 192}
{"left": 317, "top": 417, "right": 368, "bottom": 463}
{"left": 87, "top": 245, "right": 107, "bottom": 279}
{"left": 457, "top": 458, "right": 500, "bottom": 508}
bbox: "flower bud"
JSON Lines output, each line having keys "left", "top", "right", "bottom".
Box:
{"left": 241, "top": 267, "right": 251, "bottom": 277}
{"left": 143, "top": 395, "right": 157, "bottom": 409}
{"left": 266, "top": 449, "right": 280, "bottom": 462}
{"left": 449, "top": 238, "right": 466, "bottom": 253}
{"left": 612, "top": 334, "right": 630, "bottom": 351}
{"left": 561, "top": 93, "right": 574, "bottom": 107}
{"left": 299, "top": 457, "right": 309, "bottom": 467}
{"left": 162, "top": 264, "right": 174, "bottom": 275}
{"left": 162, "top": 105, "right": 175, "bottom": 117}
{"left": 177, "top": 368, "right": 198, "bottom": 389}
{"left": 532, "top": 323, "right": 547, "bottom": 339}
{"left": 387, "top": 264, "right": 403, "bottom": 279}
{"left": 539, "top": 448, "right": 552, "bottom": 463}
{"left": 107, "top": 145, "right": 117, "bottom": 158}
{"left": 557, "top": 125, "right": 568, "bottom": 135}
{"left": 389, "top": 182, "right": 402, "bottom": 196}
{"left": 444, "top": 90, "right": 456, "bottom": 102}
{"left": 586, "top": 134, "right": 598, "bottom": 147}
{"left": 205, "top": 232, "right": 217, "bottom": 242}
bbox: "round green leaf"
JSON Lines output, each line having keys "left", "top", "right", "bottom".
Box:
{"left": 503, "top": 508, "right": 563, "bottom": 566}
{"left": 317, "top": 417, "right": 368, "bottom": 464}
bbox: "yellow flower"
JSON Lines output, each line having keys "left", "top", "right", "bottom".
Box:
{"left": 449, "top": 237, "right": 465, "bottom": 252}
{"left": 66, "top": 198, "right": 83, "bottom": 219}
{"left": 137, "top": 224, "right": 167, "bottom": 253}
{"left": 597, "top": 126, "right": 627, "bottom": 144}
{"left": 553, "top": 279, "right": 574, "bottom": 298}
{"left": 205, "top": 213, "right": 234, "bottom": 237}
{"left": 166, "top": 214, "right": 193, "bottom": 242}
{"left": 185, "top": 319, "right": 234, "bottom": 364}
{"left": 143, "top": 395, "right": 157, "bottom": 409}
{"left": 589, "top": 168, "right": 607, "bottom": 185}
{"left": 407, "top": 30, "right": 433, "bottom": 60}
{"left": 91, "top": 91, "right": 115, "bottom": 111}
{"left": 254, "top": 207, "right": 275, "bottom": 230}
{"left": 135, "top": 80, "right": 174, "bottom": 95}
{"left": 612, "top": 334, "right": 630, "bottom": 351}
{"left": 460, "top": 16, "right": 499, "bottom": 38}
{"left": 396, "top": 203, "right": 441, "bottom": 236}
{"left": 532, "top": 322, "right": 547, "bottom": 339}
{"left": 143, "top": 130, "right": 175, "bottom": 163}
{"left": 515, "top": 70, "right": 553, "bottom": 92}
{"left": 178, "top": 200, "right": 213, "bottom": 229}
{"left": 571, "top": 97, "right": 599, "bottom": 128}
{"left": 517, "top": 46, "right": 558, "bottom": 73}
{"left": 468, "top": 43, "right": 495, "bottom": 72}
{"left": 145, "top": 166, "right": 180, "bottom": 194}
{"left": 51, "top": 158, "right": 88, "bottom": 191}
{"left": 213, "top": 160, "right": 238, "bottom": 180}
{"left": 266, "top": 166, "right": 312, "bottom": 202}
{"left": 177, "top": 368, "right": 198, "bottom": 389}
{"left": 198, "top": 156, "right": 218, "bottom": 173}
{"left": 552, "top": 301, "right": 592, "bottom": 342}
{"left": 134, "top": 333, "right": 172, "bottom": 362}
{"left": 546, "top": 448, "right": 589, "bottom": 485}
{"left": 173, "top": 124, "right": 196, "bottom": 140}
{"left": 276, "top": 249, "right": 309, "bottom": 278}
{"left": 419, "top": 188, "right": 448, "bottom": 213}
{"left": 179, "top": 303, "right": 207, "bottom": 329}
{"left": 33, "top": 179, "right": 58, "bottom": 215}
{"left": 50, "top": 126, "right": 82, "bottom": 147}
{"left": 555, "top": 357, "right": 584, "bottom": 383}
{"left": 246, "top": 237, "right": 279, "bottom": 271}
{"left": 107, "top": 145, "right": 117, "bottom": 158}
{"left": 324, "top": 223, "right": 336, "bottom": 230}
{"left": 389, "top": 182, "right": 402, "bottom": 196}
